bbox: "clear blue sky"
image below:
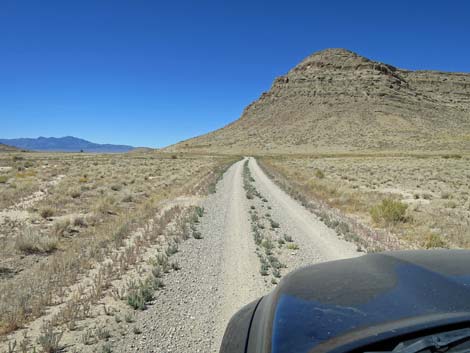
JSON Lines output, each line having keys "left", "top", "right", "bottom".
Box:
{"left": 2, "top": 0, "right": 470, "bottom": 148}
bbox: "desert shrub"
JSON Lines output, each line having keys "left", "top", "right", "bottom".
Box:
{"left": 52, "top": 219, "right": 71, "bottom": 237}
{"left": 122, "top": 193, "right": 133, "bottom": 202}
{"left": 424, "top": 233, "right": 447, "bottom": 249}
{"left": 0, "top": 175, "right": 7, "bottom": 184}
{"left": 286, "top": 243, "right": 299, "bottom": 250}
{"left": 441, "top": 192, "right": 451, "bottom": 199}
{"left": 314, "top": 169, "right": 325, "bottom": 179}
{"left": 95, "top": 326, "right": 111, "bottom": 341}
{"left": 283, "top": 234, "right": 293, "bottom": 242}
{"left": 73, "top": 216, "right": 87, "bottom": 227}
{"left": 37, "top": 322, "right": 63, "bottom": 353}
{"left": 260, "top": 263, "right": 269, "bottom": 276}
{"left": 171, "top": 155, "right": 177, "bottom": 159}
{"left": 165, "top": 243, "right": 178, "bottom": 256}
{"left": 40, "top": 207, "right": 55, "bottom": 219}
{"left": 444, "top": 200, "right": 457, "bottom": 209}
{"left": 93, "top": 196, "right": 116, "bottom": 215}
{"left": 370, "top": 198, "right": 408, "bottom": 225}
{"left": 101, "top": 343, "right": 113, "bottom": 353}
{"left": 110, "top": 183, "right": 122, "bottom": 191}
{"left": 15, "top": 227, "right": 59, "bottom": 254}
{"left": 171, "top": 261, "right": 181, "bottom": 271}
{"left": 195, "top": 206, "right": 204, "bottom": 217}
{"left": 70, "top": 189, "right": 81, "bottom": 199}
{"left": 126, "top": 279, "right": 154, "bottom": 310}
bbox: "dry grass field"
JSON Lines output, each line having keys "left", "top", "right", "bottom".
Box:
{"left": 259, "top": 154, "right": 470, "bottom": 250}
{"left": 0, "top": 151, "right": 236, "bottom": 352}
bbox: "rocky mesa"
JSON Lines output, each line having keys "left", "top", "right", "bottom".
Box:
{"left": 169, "top": 48, "right": 470, "bottom": 154}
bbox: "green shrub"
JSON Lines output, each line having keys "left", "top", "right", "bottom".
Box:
{"left": 126, "top": 279, "right": 154, "bottom": 310}
{"left": 260, "top": 263, "right": 269, "bottom": 276}
{"left": 314, "top": 169, "right": 325, "bottom": 179}
{"left": 286, "top": 243, "right": 299, "bottom": 250}
{"left": 370, "top": 198, "right": 408, "bottom": 225}
{"left": 195, "top": 206, "right": 204, "bottom": 217}
{"left": 0, "top": 175, "right": 8, "bottom": 184}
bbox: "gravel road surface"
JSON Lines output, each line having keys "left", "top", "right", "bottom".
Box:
{"left": 114, "top": 158, "right": 360, "bottom": 352}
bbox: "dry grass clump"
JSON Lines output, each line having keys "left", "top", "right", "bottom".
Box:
{"left": 424, "top": 233, "right": 447, "bottom": 249}
{"left": 40, "top": 207, "right": 55, "bottom": 219}
{"left": 15, "top": 227, "right": 59, "bottom": 254}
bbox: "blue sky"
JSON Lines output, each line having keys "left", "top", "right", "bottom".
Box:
{"left": 2, "top": 0, "right": 470, "bottom": 148}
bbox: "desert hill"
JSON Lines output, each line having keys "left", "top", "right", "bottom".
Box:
{"left": 169, "top": 48, "right": 470, "bottom": 154}
{"left": 0, "top": 143, "right": 22, "bottom": 152}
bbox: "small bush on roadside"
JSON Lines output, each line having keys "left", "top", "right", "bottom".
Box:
{"left": 101, "top": 343, "right": 114, "bottom": 353}
{"left": 287, "top": 243, "right": 299, "bottom": 250}
{"left": 370, "top": 198, "right": 408, "bottom": 225}
{"left": 171, "top": 261, "right": 181, "bottom": 271}
{"left": 0, "top": 175, "right": 8, "bottom": 184}
{"left": 195, "top": 206, "right": 204, "bottom": 217}
{"left": 165, "top": 243, "right": 178, "bottom": 256}
{"left": 272, "top": 268, "right": 281, "bottom": 278}
{"left": 126, "top": 279, "right": 154, "bottom": 310}
{"left": 260, "top": 263, "right": 269, "bottom": 276}
{"left": 37, "top": 322, "right": 63, "bottom": 353}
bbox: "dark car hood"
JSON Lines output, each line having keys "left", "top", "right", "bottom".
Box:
{"left": 248, "top": 250, "right": 470, "bottom": 353}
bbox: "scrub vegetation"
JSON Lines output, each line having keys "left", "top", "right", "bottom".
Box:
{"left": 0, "top": 150, "right": 237, "bottom": 352}
{"left": 259, "top": 154, "right": 470, "bottom": 249}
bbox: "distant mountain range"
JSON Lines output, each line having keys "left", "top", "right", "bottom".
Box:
{"left": 0, "top": 136, "right": 135, "bottom": 153}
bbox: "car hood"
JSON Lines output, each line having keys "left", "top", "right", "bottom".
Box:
{"left": 247, "top": 250, "right": 470, "bottom": 353}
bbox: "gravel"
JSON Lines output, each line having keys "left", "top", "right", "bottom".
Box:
{"left": 113, "top": 158, "right": 360, "bottom": 353}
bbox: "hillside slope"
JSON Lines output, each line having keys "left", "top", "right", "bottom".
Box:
{"left": 0, "top": 143, "right": 21, "bottom": 152}
{"left": 169, "top": 48, "right": 470, "bottom": 154}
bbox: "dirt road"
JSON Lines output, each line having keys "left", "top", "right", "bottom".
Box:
{"left": 115, "top": 157, "right": 360, "bottom": 352}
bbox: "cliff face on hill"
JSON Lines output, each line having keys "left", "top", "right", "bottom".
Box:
{"left": 169, "top": 48, "right": 470, "bottom": 154}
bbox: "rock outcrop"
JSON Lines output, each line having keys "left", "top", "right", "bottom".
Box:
{"left": 170, "top": 48, "right": 470, "bottom": 154}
